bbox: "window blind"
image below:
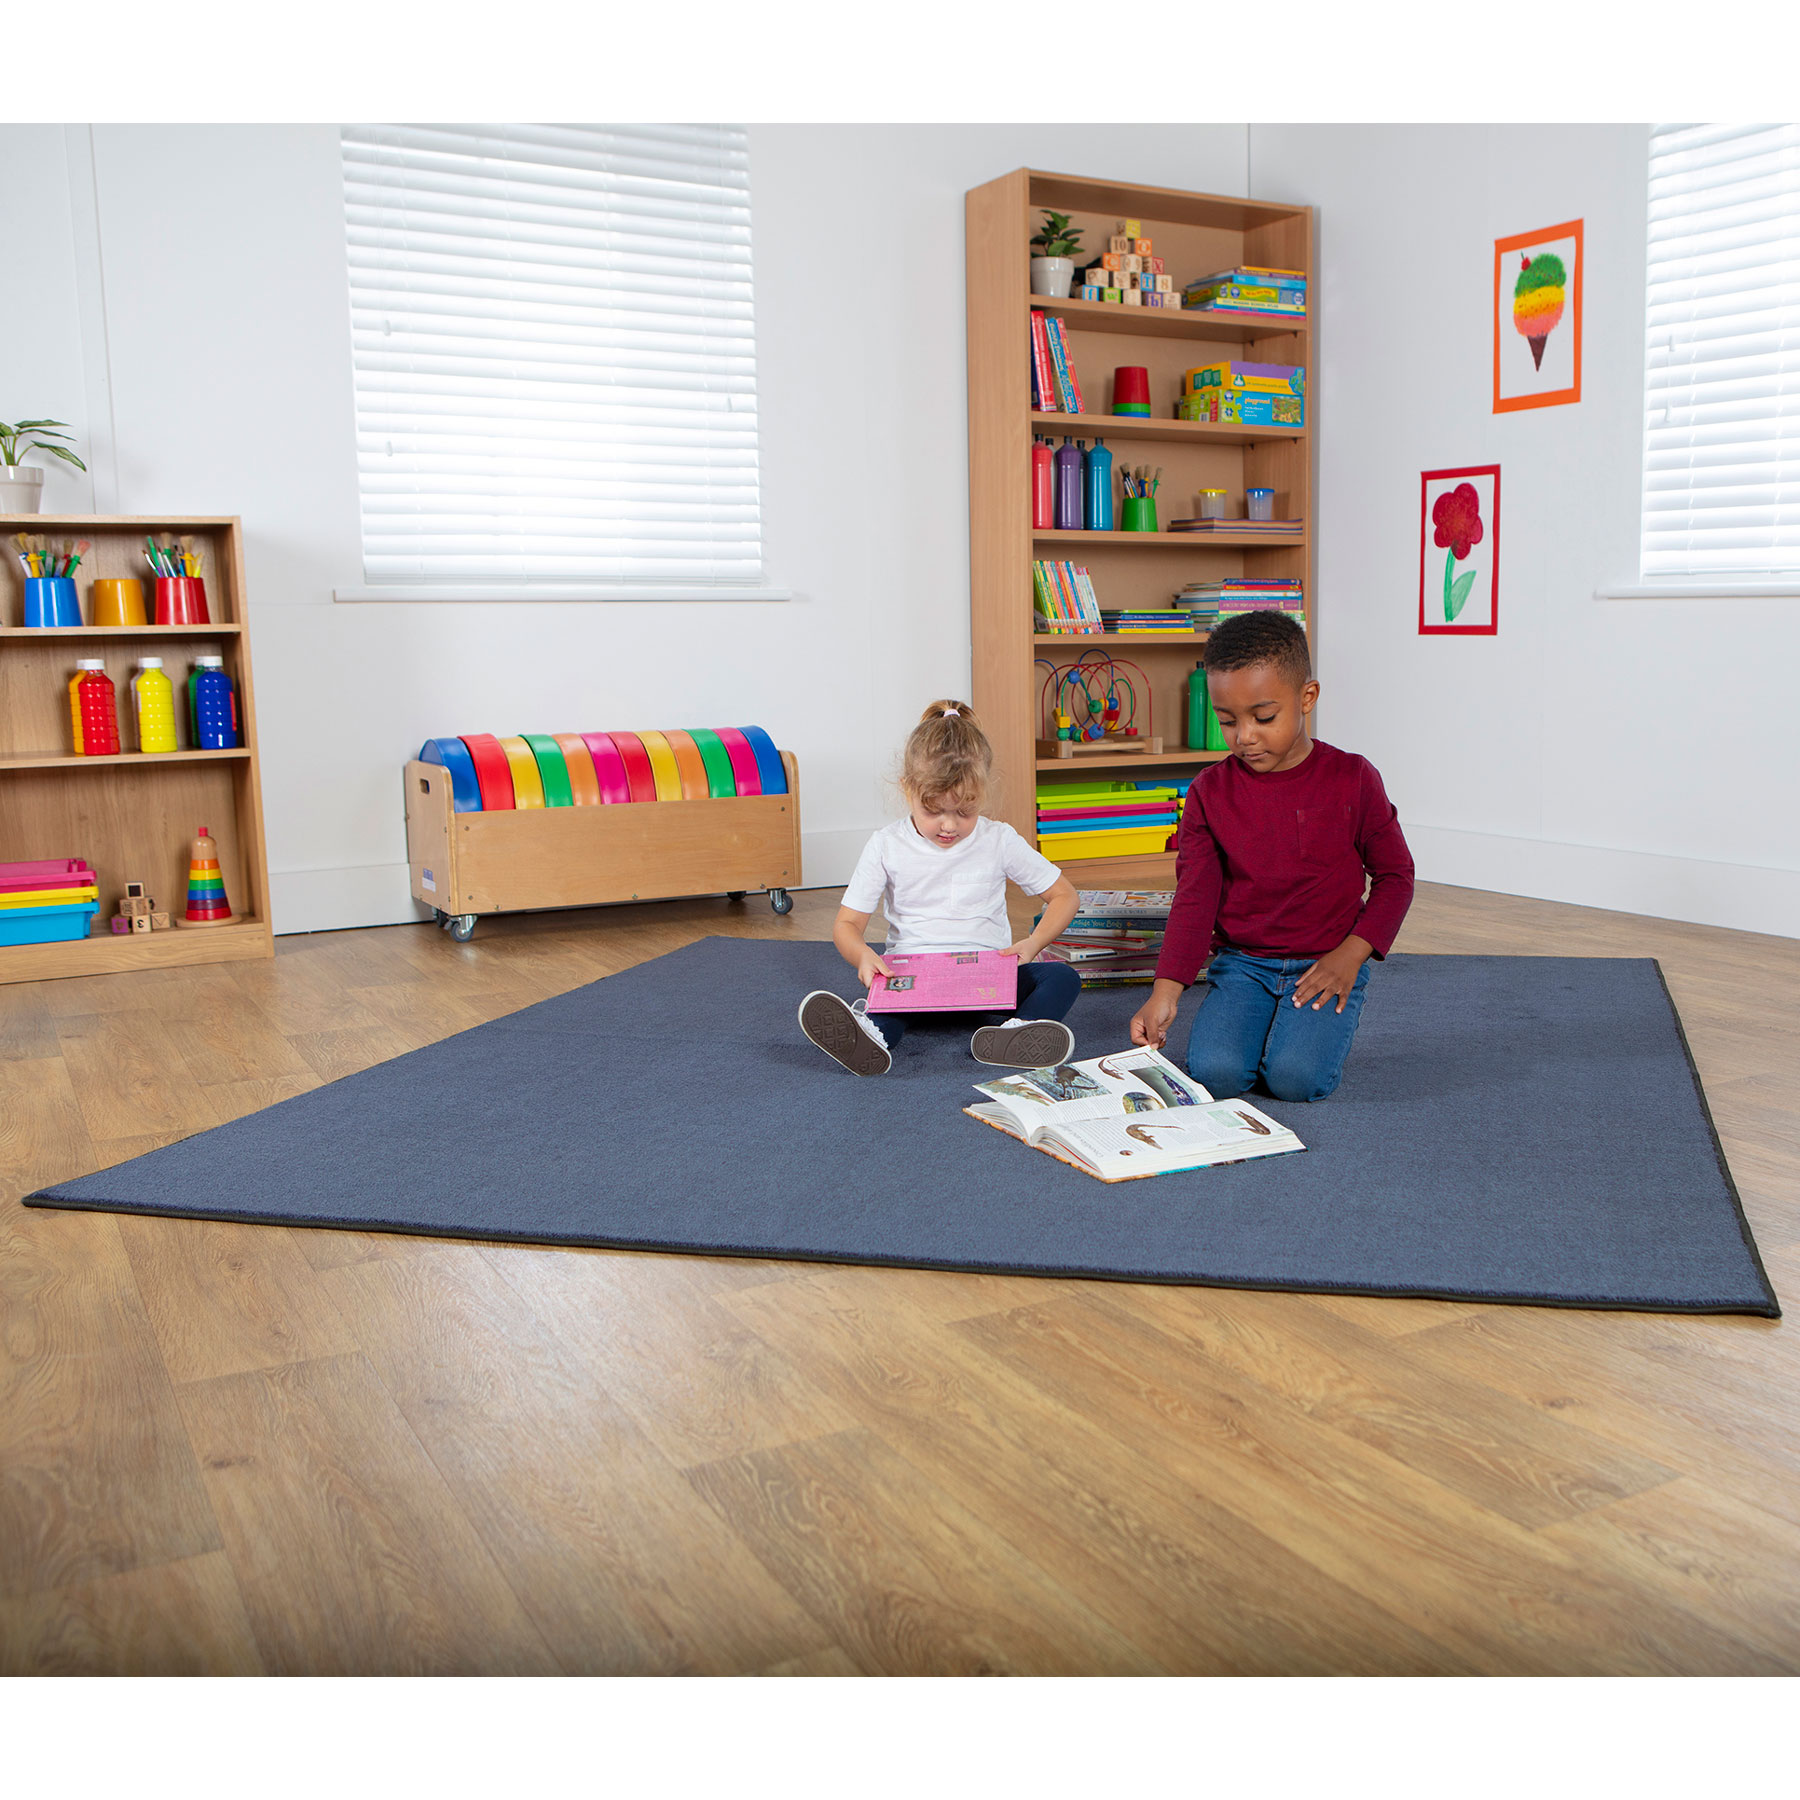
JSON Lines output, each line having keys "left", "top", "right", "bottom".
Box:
{"left": 1642, "top": 124, "right": 1800, "bottom": 578}
{"left": 341, "top": 124, "right": 762, "bottom": 588}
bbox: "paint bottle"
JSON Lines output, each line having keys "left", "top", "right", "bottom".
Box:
{"left": 68, "top": 661, "right": 121, "bottom": 757}
{"left": 1188, "top": 662, "right": 1228, "bottom": 753}
{"left": 1031, "top": 436, "right": 1054, "bottom": 530}
{"left": 193, "top": 658, "right": 239, "bottom": 750}
{"left": 1084, "top": 437, "right": 1115, "bottom": 532}
{"left": 132, "top": 658, "right": 178, "bottom": 754}
{"left": 1053, "top": 435, "right": 1084, "bottom": 530}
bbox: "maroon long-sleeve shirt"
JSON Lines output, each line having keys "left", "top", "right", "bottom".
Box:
{"left": 1154, "top": 739, "right": 1415, "bottom": 985}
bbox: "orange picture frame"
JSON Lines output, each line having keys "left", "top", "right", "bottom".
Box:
{"left": 1493, "top": 218, "right": 1583, "bottom": 413}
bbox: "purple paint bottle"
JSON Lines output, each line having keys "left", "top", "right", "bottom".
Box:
{"left": 1054, "top": 436, "right": 1085, "bottom": 530}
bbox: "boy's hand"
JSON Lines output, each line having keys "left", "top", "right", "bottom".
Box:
{"left": 857, "top": 948, "right": 894, "bottom": 988}
{"left": 1130, "top": 980, "right": 1184, "bottom": 1048}
{"left": 1293, "top": 936, "right": 1373, "bottom": 1013}
{"left": 1003, "top": 939, "right": 1039, "bottom": 964}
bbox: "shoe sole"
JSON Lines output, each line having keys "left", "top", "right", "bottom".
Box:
{"left": 799, "top": 991, "right": 891, "bottom": 1076}
{"left": 970, "top": 1019, "right": 1074, "bottom": 1068}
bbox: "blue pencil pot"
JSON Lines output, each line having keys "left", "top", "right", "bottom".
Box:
{"left": 23, "top": 576, "right": 81, "bottom": 628}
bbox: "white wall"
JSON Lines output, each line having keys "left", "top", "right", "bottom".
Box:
{"left": 1251, "top": 124, "right": 1800, "bottom": 939}
{"left": 3, "top": 122, "right": 1247, "bottom": 934}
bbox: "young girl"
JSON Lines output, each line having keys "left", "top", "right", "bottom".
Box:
{"left": 798, "top": 700, "right": 1082, "bottom": 1076}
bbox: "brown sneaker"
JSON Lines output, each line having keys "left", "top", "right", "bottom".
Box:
{"left": 970, "top": 1017, "right": 1074, "bottom": 1068}
{"left": 799, "top": 991, "right": 892, "bottom": 1076}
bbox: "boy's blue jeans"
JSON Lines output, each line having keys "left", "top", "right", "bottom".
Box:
{"left": 1184, "top": 946, "right": 1372, "bottom": 1103}
{"left": 875, "top": 959, "right": 1081, "bottom": 1048}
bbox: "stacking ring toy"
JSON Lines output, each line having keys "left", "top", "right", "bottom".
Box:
{"left": 419, "top": 737, "right": 483, "bottom": 812}
{"left": 637, "top": 730, "right": 684, "bottom": 802}
{"left": 552, "top": 734, "right": 602, "bottom": 805}
{"left": 523, "top": 733, "right": 575, "bottom": 808}
{"left": 459, "top": 733, "right": 516, "bottom": 810}
{"left": 736, "top": 725, "right": 788, "bottom": 795}
{"left": 499, "top": 736, "right": 546, "bottom": 808}
{"left": 663, "top": 729, "right": 712, "bottom": 801}
{"left": 608, "top": 731, "right": 658, "bottom": 803}
{"left": 581, "top": 731, "right": 633, "bottom": 803}
{"left": 687, "top": 728, "right": 738, "bottom": 798}
{"left": 715, "top": 727, "right": 762, "bottom": 796}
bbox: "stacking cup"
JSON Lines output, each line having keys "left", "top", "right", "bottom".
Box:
{"left": 90, "top": 578, "right": 148, "bottom": 626}
{"left": 23, "top": 576, "right": 82, "bottom": 627}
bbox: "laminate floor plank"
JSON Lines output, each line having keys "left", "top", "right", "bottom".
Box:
{"left": 52, "top": 1010, "right": 219, "bottom": 1145}
{"left": 0, "top": 1205, "right": 221, "bottom": 1598}
{"left": 115, "top": 1214, "right": 361, "bottom": 1385}
{"left": 174, "top": 1352, "right": 559, "bottom": 1674}
{"left": 322, "top": 1248, "right": 833, "bottom": 1674}
{"left": 725, "top": 1270, "right": 1468, "bottom": 1675}
{"left": 0, "top": 1057, "right": 96, "bottom": 1200}
{"left": 1104, "top": 1284, "right": 1678, "bottom": 1528}
{"left": 482, "top": 1244, "right": 858, "bottom": 1467}
{"left": 0, "top": 1550, "right": 262, "bottom": 1675}
{"left": 954, "top": 1295, "right": 1761, "bottom": 1674}
{"left": 286, "top": 1021, "right": 424, "bottom": 1085}
{"left": 201, "top": 1074, "right": 322, "bottom": 1127}
{"left": 0, "top": 987, "right": 57, "bottom": 1063}
{"left": 686, "top": 1427, "right": 1159, "bottom": 1675}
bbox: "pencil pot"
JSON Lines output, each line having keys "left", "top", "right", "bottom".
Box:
{"left": 90, "top": 578, "right": 147, "bottom": 627}
{"left": 154, "top": 576, "right": 210, "bottom": 625}
{"left": 23, "top": 576, "right": 82, "bottom": 627}
{"left": 1120, "top": 497, "right": 1158, "bottom": 533}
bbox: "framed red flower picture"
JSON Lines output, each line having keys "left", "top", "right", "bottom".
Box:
{"left": 1419, "top": 465, "right": 1500, "bottom": 636}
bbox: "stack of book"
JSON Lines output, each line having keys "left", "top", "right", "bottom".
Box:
{"left": 1167, "top": 516, "right": 1304, "bottom": 539}
{"left": 1177, "top": 578, "right": 1306, "bottom": 631}
{"left": 1176, "top": 359, "right": 1305, "bottom": 428}
{"left": 1032, "top": 560, "right": 1104, "bottom": 634}
{"left": 1098, "top": 608, "right": 1202, "bottom": 636}
{"left": 1029, "top": 310, "right": 1084, "bottom": 413}
{"left": 1035, "top": 782, "right": 1182, "bottom": 865}
{"left": 1037, "top": 889, "right": 1175, "bottom": 987}
{"left": 1180, "top": 266, "right": 1307, "bottom": 321}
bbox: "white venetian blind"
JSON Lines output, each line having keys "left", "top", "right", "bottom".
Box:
{"left": 340, "top": 124, "right": 762, "bottom": 588}
{"left": 1642, "top": 124, "right": 1800, "bottom": 577}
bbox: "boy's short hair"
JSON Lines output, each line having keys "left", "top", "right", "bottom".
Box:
{"left": 1202, "top": 611, "right": 1312, "bottom": 688}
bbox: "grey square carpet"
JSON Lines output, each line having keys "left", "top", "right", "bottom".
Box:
{"left": 25, "top": 940, "right": 1778, "bottom": 1316}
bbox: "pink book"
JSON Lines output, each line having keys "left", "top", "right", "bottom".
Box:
{"left": 865, "top": 949, "right": 1019, "bottom": 1014}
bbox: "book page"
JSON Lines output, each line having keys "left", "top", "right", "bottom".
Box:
{"left": 972, "top": 1046, "right": 1213, "bottom": 1136}
{"left": 1046, "top": 1102, "right": 1301, "bottom": 1178}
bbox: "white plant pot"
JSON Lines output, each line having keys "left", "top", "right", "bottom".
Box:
{"left": 1030, "top": 256, "right": 1075, "bottom": 299}
{"left": 0, "top": 465, "right": 45, "bottom": 515}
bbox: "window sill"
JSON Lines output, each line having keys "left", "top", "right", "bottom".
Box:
{"left": 1595, "top": 582, "right": 1800, "bottom": 600}
{"left": 332, "top": 584, "right": 794, "bottom": 603}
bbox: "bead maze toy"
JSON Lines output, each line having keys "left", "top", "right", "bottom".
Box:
{"left": 406, "top": 725, "right": 800, "bottom": 940}
{"left": 1033, "top": 653, "right": 1164, "bottom": 760}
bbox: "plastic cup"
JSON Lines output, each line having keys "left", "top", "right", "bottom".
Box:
{"left": 1112, "top": 366, "right": 1152, "bottom": 416}
{"left": 23, "top": 576, "right": 82, "bottom": 627}
{"left": 1121, "top": 497, "right": 1159, "bottom": 533}
{"left": 1247, "top": 487, "right": 1275, "bottom": 522}
{"left": 1199, "top": 489, "right": 1228, "bottom": 520}
{"left": 90, "top": 578, "right": 147, "bottom": 626}
{"left": 154, "top": 576, "right": 210, "bottom": 625}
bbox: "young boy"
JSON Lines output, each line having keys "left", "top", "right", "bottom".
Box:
{"left": 1129, "top": 612, "right": 1414, "bottom": 1102}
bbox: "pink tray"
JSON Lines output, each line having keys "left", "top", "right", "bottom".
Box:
{"left": 0, "top": 858, "right": 93, "bottom": 893}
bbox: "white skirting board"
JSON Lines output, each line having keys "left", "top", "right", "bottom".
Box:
{"left": 1406, "top": 823, "right": 1800, "bottom": 942}
{"left": 269, "top": 828, "right": 874, "bottom": 936}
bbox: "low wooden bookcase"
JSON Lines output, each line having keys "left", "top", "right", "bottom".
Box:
{"left": 404, "top": 752, "right": 802, "bottom": 939}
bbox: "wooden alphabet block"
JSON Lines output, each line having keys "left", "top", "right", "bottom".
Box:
{"left": 121, "top": 895, "right": 152, "bottom": 917}
{"left": 125, "top": 881, "right": 148, "bottom": 900}
{"left": 1132, "top": 238, "right": 1152, "bottom": 256}
{"left": 1100, "top": 252, "right": 1125, "bottom": 271}
{"left": 1146, "top": 256, "right": 1165, "bottom": 275}
{"left": 1122, "top": 288, "right": 1142, "bottom": 306}
{"left": 1156, "top": 275, "right": 1173, "bottom": 292}
{"left": 131, "top": 913, "right": 153, "bottom": 934}
{"left": 151, "top": 912, "right": 172, "bottom": 930}
{"left": 1123, "top": 254, "right": 1142, "bottom": 273}
{"left": 1108, "top": 235, "right": 1131, "bottom": 255}
{"left": 1119, "top": 218, "right": 1141, "bottom": 238}
{"left": 111, "top": 915, "right": 131, "bottom": 934}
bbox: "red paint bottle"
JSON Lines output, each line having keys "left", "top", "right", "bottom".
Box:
{"left": 1031, "top": 435, "right": 1054, "bottom": 529}
{"left": 68, "top": 660, "right": 121, "bottom": 757}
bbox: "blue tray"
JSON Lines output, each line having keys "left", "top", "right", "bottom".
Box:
{"left": 0, "top": 902, "right": 99, "bottom": 946}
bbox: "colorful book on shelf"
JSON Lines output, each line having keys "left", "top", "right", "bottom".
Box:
{"left": 1187, "top": 266, "right": 1307, "bottom": 292}
{"left": 1047, "top": 317, "right": 1084, "bottom": 412}
{"left": 1167, "top": 518, "right": 1303, "bottom": 534}
{"left": 1032, "top": 560, "right": 1103, "bottom": 634}
{"left": 1029, "top": 311, "right": 1056, "bottom": 413}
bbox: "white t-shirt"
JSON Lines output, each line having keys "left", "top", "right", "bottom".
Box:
{"left": 841, "top": 815, "right": 1063, "bottom": 955}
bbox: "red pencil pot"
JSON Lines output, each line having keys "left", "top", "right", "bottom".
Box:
{"left": 154, "top": 576, "right": 210, "bottom": 624}
{"left": 1112, "top": 366, "right": 1152, "bottom": 417}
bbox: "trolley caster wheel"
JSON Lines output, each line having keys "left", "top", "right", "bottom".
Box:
{"left": 448, "top": 914, "right": 478, "bottom": 942}
{"left": 726, "top": 890, "right": 747, "bottom": 903}
{"left": 769, "top": 888, "right": 793, "bottom": 916}
{"left": 433, "top": 908, "right": 449, "bottom": 929}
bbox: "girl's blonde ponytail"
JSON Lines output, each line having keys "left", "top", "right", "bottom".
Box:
{"left": 902, "top": 700, "right": 992, "bottom": 806}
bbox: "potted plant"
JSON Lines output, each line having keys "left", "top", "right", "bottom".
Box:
{"left": 1029, "top": 211, "right": 1083, "bottom": 299}
{"left": 1, "top": 419, "right": 88, "bottom": 515}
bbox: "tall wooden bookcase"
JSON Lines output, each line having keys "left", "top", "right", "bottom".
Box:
{"left": 0, "top": 514, "right": 272, "bottom": 982}
{"left": 967, "top": 169, "right": 1314, "bottom": 886}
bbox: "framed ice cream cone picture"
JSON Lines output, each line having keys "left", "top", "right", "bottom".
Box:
{"left": 1494, "top": 219, "right": 1582, "bottom": 412}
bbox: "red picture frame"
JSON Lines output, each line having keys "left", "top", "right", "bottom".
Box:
{"left": 1419, "top": 465, "right": 1500, "bottom": 637}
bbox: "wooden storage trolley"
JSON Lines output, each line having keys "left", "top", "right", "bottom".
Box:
{"left": 404, "top": 752, "right": 802, "bottom": 940}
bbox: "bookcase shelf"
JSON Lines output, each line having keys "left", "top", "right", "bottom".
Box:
{"left": 967, "top": 168, "right": 1314, "bottom": 884}
{"left": 0, "top": 514, "right": 273, "bottom": 983}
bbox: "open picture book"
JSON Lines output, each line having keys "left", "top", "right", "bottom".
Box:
{"left": 965, "top": 1045, "right": 1303, "bottom": 1182}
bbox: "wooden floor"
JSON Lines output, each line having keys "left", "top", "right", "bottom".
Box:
{"left": 1, "top": 880, "right": 1795, "bottom": 1675}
